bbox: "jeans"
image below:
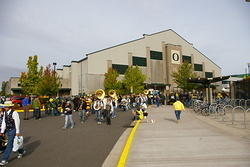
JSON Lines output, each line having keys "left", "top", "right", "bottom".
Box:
{"left": 2, "top": 129, "right": 24, "bottom": 161}
{"left": 23, "top": 106, "right": 29, "bottom": 119}
{"left": 111, "top": 108, "right": 117, "bottom": 118}
{"left": 104, "top": 110, "right": 111, "bottom": 125}
{"left": 79, "top": 109, "right": 86, "bottom": 122}
{"left": 175, "top": 110, "right": 182, "bottom": 120}
{"left": 34, "top": 108, "right": 41, "bottom": 119}
{"left": 156, "top": 101, "right": 160, "bottom": 107}
{"left": 64, "top": 115, "right": 74, "bottom": 128}
{"left": 96, "top": 110, "right": 102, "bottom": 122}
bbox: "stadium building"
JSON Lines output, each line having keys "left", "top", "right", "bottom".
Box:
{"left": 56, "top": 29, "right": 221, "bottom": 95}
{"left": 6, "top": 29, "right": 221, "bottom": 96}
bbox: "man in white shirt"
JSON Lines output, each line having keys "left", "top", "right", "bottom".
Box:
{"left": 0, "top": 101, "right": 26, "bottom": 166}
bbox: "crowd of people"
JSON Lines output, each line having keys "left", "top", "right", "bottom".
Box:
{"left": 0, "top": 89, "right": 228, "bottom": 165}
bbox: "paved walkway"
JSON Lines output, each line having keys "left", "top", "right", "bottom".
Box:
{"left": 125, "top": 105, "right": 250, "bottom": 167}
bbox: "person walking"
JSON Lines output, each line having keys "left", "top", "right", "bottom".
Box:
{"left": 173, "top": 98, "right": 185, "bottom": 123}
{"left": 22, "top": 96, "right": 30, "bottom": 120}
{"left": 32, "top": 97, "right": 41, "bottom": 120}
{"left": 0, "top": 101, "right": 26, "bottom": 166}
{"left": 62, "top": 101, "right": 74, "bottom": 129}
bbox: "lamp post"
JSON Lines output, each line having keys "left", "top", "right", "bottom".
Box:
{"left": 52, "top": 62, "right": 57, "bottom": 96}
{"left": 53, "top": 62, "right": 57, "bottom": 74}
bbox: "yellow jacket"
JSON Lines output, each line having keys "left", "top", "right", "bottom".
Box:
{"left": 173, "top": 101, "right": 185, "bottom": 111}
{"left": 136, "top": 109, "right": 144, "bottom": 120}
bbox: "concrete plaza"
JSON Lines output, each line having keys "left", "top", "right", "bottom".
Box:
{"left": 107, "top": 105, "right": 250, "bottom": 167}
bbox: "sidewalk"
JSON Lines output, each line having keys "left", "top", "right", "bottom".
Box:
{"left": 125, "top": 105, "right": 250, "bottom": 167}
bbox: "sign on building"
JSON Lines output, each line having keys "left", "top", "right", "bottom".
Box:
{"left": 171, "top": 50, "right": 181, "bottom": 64}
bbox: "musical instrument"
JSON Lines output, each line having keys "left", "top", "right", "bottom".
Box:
{"left": 0, "top": 136, "right": 7, "bottom": 148}
{"left": 95, "top": 89, "right": 105, "bottom": 100}
{"left": 144, "top": 90, "right": 149, "bottom": 95}
{"left": 108, "top": 89, "right": 117, "bottom": 98}
{"left": 93, "top": 100, "right": 103, "bottom": 110}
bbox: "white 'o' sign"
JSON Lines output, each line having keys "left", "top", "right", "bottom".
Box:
{"left": 171, "top": 50, "right": 180, "bottom": 64}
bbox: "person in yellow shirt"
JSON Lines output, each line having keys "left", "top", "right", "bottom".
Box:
{"left": 173, "top": 98, "right": 185, "bottom": 123}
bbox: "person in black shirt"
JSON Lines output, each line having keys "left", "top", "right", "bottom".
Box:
{"left": 62, "top": 101, "right": 74, "bottom": 129}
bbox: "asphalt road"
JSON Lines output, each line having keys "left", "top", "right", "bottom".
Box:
{"left": 3, "top": 109, "right": 133, "bottom": 167}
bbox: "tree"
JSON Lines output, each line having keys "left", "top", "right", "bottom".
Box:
{"left": 171, "top": 62, "right": 197, "bottom": 92}
{"left": 104, "top": 68, "right": 121, "bottom": 93}
{"left": 0, "top": 81, "right": 8, "bottom": 96}
{"left": 122, "top": 66, "right": 146, "bottom": 94}
{"left": 19, "top": 55, "right": 43, "bottom": 95}
{"left": 37, "top": 65, "right": 61, "bottom": 96}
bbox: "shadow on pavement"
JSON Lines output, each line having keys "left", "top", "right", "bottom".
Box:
{"left": 164, "top": 118, "right": 177, "bottom": 123}
{"left": 24, "top": 136, "right": 32, "bottom": 143}
{"left": 24, "top": 140, "right": 41, "bottom": 156}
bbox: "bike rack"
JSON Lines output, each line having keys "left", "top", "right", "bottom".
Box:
{"left": 232, "top": 106, "right": 245, "bottom": 127}
{"left": 215, "top": 104, "right": 224, "bottom": 118}
{"left": 245, "top": 108, "right": 250, "bottom": 129}
{"left": 222, "top": 105, "right": 234, "bottom": 121}
{"left": 245, "top": 100, "right": 250, "bottom": 109}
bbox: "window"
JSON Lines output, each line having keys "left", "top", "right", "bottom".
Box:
{"left": 132, "top": 56, "right": 147, "bottom": 66}
{"left": 150, "top": 51, "right": 163, "bottom": 60}
{"left": 194, "top": 64, "right": 203, "bottom": 71}
{"left": 182, "top": 55, "right": 191, "bottom": 63}
{"left": 112, "top": 64, "right": 128, "bottom": 74}
{"left": 205, "top": 72, "right": 213, "bottom": 78}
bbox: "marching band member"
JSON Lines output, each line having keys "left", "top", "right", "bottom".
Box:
{"left": 79, "top": 97, "right": 87, "bottom": 123}
{"left": 93, "top": 98, "right": 104, "bottom": 125}
{"left": 103, "top": 97, "right": 113, "bottom": 125}
{"left": 111, "top": 97, "right": 117, "bottom": 118}
{"left": 120, "top": 96, "right": 128, "bottom": 111}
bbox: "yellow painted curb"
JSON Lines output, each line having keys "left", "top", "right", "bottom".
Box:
{"left": 117, "top": 120, "right": 141, "bottom": 167}
{"left": 16, "top": 109, "right": 46, "bottom": 112}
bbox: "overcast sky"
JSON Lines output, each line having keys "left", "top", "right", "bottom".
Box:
{"left": 0, "top": 0, "right": 250, "bottom": 84}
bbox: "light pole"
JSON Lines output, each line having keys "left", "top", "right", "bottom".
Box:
{"left": 52, "top": 62, "right": 57, "bottom": 96}
{"left": 53, "top": 62, "right": 57, "bottom": 74}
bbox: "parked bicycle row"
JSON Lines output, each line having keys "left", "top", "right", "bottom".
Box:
{"left": 191, "top": 99, "right": 250, "bottom": 129}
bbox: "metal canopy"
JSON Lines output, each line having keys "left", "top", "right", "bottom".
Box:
{"left": 187, "top": 76, "right": 230, "bottom": 85}
{"left": 187, "top": 76, "right": 230, "bottom": 104}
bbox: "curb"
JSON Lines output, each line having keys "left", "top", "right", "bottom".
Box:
{"left": 15, "top": 109, "right": 46, "bottom": 112}
{"left": 117, "top": 120, "right": 141, "bottom": 167}
{"left": 102, "top": 120, "right": 141, "bottom": 167}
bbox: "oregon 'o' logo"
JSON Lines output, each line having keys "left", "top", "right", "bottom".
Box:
{"left": 172, "top": 53, "right": 179, "bottom": 61}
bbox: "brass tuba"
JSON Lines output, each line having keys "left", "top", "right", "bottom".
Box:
{"left": 95, "top": 89, "right": 105, "bottom": 100}
{"left": 144, "top": 89, "right": 149, "bottom": 95}
{"left": 108, "top": 89, "right": 116, "bottom": 98}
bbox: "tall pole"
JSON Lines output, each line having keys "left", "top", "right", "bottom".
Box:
{"left": 53, "top": 62, "right": 57, "bottom": 75}
{"left": 53, "top": 62, "right": 57, "bottom": 96}
{"left": 248, "top": 63, "right": 250, "bottom": 77}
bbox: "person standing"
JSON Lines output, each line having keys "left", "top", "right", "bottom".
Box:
{"left": 173, "top": 98, "right": 185, "bottom": 123}
{"left": 22, "top": 96, "right": 30, "bottom": 120}
{"left": 155, "top": 95, "right": 160, "bottom": 107}
{"left": 79, "top": 98, "right": 87, "bottom": 123}
{"left": 32, "top": 97, "right": 41, "bottom": 120}
{"left": 103, "top": 97, "right": 112, "bottom": 125}
{"left": 93, "top": 98, "right": 103, "bottom": 125}
{"left": 62, "top": 101, "right": 74, "bottom": 129}
{"left": 0, "top": 101, "right": 26, "bottom": 166}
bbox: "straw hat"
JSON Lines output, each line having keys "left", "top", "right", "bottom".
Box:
{"left": 0, "top": 101, "right": 14, "bottom": 108}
